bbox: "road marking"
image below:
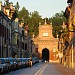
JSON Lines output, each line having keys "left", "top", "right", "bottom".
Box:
{"left": 35, "top": 64, "right": 48, "bottom": 75}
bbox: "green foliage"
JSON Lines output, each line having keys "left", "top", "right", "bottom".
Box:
{"left": 51, "top": 11, "right": 67, "bottom": 38}
{"left": 18, "top": 5, "right": 66, "bottom": 38}
{"left": 18, "top": 7, "right": 31, "bottom": 36}
{"left": 18, "top": 7, "right": 30, "bottom": 25}
{"left": 18, "top": 8, "right": 42, "bottom": 36}
{"left": 29, "top": 11, "right": 42, "bottom": 36}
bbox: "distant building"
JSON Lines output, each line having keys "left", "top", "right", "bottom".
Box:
{"left": 32, "top": 20, "right": 58, "bottom": 61}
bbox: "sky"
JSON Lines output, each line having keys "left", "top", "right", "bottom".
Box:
{"left": 1, "top": 0, "right": 68, "bottom": 18}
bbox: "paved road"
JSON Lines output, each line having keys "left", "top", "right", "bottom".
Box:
{"left": 4, "top": 62, "right": 45, "bottom": 75}
{"left": 35, "top": 63, "right": 64, "bottom": 75}
{"left": 4, "top": 62, "right": 65, "bottom": 75}
{"left": 42, "top": 63, "right": 64, "bottom": 75}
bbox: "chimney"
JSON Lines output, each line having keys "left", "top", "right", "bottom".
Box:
{"left": 0, "top": 1, "right": 2, "bottom": 10}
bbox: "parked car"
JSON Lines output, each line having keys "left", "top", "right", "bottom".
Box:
{"left": 13, "top": 58, "right": 28, "bottom": 69}
{"left": 16, "top": 58, "right": 23, "bottom": 69}
{"left": 21, "top": 58, "right": 28, "bottom": 68}
{"left": 5, "top": 58, "right": 16, "bottom": 71}
{"left": 32, "top": 57, "right": 39, "bottom": 64}
{"left": 0, "top": 58, "right": 9, "bottom": 74}
{"left": 13, "top": 58, "right": 19, "bottom": 69}
{"left": 0, "top": 60, "right": 3, "bottom": 74}
{"left": 34, "top": 57, "right": 39, "bottom": 63}
{"left": 26, "top": 58, "right": 30, "bottom": 67}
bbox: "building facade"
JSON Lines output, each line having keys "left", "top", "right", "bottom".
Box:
{"left": 63, "top": 0, "right": 75, "bottom": 69}
{"left": 32, "top": 21, "right": 58, "bottom": 61}
{"left": 67, "top": 0, "right": 75, "bottom": 69}
{"left": 0, "top": 1, "right": 32, "bottom": 58}
{"left": 0, "top": 11, "right": 11, "bottom": 58}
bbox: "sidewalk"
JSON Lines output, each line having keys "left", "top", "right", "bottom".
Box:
{"left": 54, "top": 63, "right": 75, "bottom": 75}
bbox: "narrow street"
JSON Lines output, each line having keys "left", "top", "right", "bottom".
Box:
{"left": 37, "top": 63, "right": 64, "bottom": 75}
{"left": 0, "top": 0, "right": 75, "bottom": 75}
{"left": 4, "top": 62, "right": 68, "bottom": 75}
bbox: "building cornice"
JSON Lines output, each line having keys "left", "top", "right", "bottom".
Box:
{"left": 0, "top": 10, "right": 11, "bottom": 22}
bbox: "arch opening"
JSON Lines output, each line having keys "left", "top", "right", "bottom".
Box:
{"left": 42, "top": 48, "right": 49, "bottom": 62}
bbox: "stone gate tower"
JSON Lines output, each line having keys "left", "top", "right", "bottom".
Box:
{"left": 32, "top": 21, "right": 58, "bottom": 61}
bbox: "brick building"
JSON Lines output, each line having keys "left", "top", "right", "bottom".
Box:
{"left": 32, "top": 21, "right": 58, "bottom": 62}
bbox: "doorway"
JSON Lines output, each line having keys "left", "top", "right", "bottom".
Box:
{"left": 42, "top": 48, "right": 49, "bottom": 62}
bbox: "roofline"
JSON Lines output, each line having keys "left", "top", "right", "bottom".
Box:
{"left": 0, "top": 10, "right": 11, "bottom": 22}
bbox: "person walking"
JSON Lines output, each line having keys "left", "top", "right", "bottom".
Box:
{"left": 29, "top": 57, "right": 32, "bottom": 68}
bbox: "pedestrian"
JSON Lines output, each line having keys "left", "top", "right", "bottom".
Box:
{"left": 29, "top": 57, "right": 32, "bottom": 68}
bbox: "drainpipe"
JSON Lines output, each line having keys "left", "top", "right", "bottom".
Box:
{"left": 72, "top": 44, "right": 74, "bottom": 68}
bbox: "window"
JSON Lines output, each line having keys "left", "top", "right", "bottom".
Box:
{"left": 25, "top": 43, "right": 27, "bottom": 50}
{"left": 42, "top": 32, "right": 49, "bottom": 36}
{"left": 0, "top": 16, "right": 2, "bottom": 24}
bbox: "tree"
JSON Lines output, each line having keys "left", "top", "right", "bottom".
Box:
{"left": 51, "top": 11, "right": 67, "bottom": 38}
{"left": 29, "top": 11, "right": 42, "bottom": 36}
{"left": 18, "top": 6, "right": 66, "bottom": 38}
{"left": 18, "top": 6, "right": 51, "bottom": 37}
{"left": 18, "top": 7, "right": 30, "bottom": 25}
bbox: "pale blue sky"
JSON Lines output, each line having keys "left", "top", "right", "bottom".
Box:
{"left": 1, "top": 0, "right": 68, "bottom": 18}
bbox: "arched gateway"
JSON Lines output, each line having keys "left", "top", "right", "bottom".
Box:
{"left": 42, "top": 48, "right": 49, "bottom": 62}
{"left": 32, "top": 21, "right": 58, "bottom": 61}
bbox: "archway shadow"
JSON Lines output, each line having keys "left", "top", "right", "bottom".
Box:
{"left": 42, "top": 48, "right": 49, "bottom": 62}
